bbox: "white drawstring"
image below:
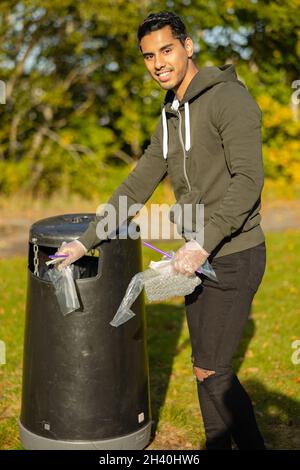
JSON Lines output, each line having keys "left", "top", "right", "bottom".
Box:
{"left": 184, "top": 102, "right": 191, "bottom": 152}
{"left": 162, "top": 100, "right": 191, "bottom": 160}
{"left": 162, "top": 107, "right": 168, "bottom": 160}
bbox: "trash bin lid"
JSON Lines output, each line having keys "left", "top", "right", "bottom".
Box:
{"left": 29, "top": 213, "right": 96, "bottom": 247}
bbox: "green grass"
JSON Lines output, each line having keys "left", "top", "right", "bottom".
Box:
{"left": 0, "top": 231, "right": 300, "bottom": 450}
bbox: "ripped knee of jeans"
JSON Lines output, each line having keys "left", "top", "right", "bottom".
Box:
{"left": 193, "top": 366, "right": 216, "bottom": 383}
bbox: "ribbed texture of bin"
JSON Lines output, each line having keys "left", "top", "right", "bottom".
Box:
{"left": 19, "top": 214, "right": 151, "bottom": 450}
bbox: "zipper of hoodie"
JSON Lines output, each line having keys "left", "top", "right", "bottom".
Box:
{"left": 177, "top": 109, "right": 192, "bottom": 192}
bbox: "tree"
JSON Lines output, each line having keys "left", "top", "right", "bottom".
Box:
{"left": 0, "top": 0, "right": 299, "bottom": 197}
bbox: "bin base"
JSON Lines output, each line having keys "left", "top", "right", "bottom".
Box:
{"left": 19, "top": 419, "right": 152, "bottom": 450}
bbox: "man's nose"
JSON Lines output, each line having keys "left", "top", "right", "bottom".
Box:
{"left": 154, "top": 55, "right": 166, "bottom": 70}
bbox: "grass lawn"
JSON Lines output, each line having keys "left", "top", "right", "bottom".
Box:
{"left": 0, "top": 231, "right": 300, "bottom": 450}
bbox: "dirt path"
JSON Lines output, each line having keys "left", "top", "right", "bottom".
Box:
{"left": 0, "top": 200, "right": 299, "bottom": 259}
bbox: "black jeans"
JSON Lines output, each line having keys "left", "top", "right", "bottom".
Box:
{"left": 185, "top": 241, "right": 267, "bottom": 450}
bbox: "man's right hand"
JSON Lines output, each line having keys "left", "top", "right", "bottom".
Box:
{"left": 55, "top": 240, "right": 87, "bottom": 270}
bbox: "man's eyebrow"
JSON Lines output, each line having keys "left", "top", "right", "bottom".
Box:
{"left": 142, "top": 43, "right": 175, "bottom": 57}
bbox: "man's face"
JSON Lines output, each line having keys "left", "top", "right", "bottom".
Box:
{"left": 140, "top": 25, "right": 193, "bottom": 91}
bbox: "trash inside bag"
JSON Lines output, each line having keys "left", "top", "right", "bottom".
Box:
{"left": 47, "top": 265, "right": 80, "bottom": 316}
{"left": 145, "top": 255, "right": 201, "bottom": 301}
{"left": 110, "top": 253, "right": 202, "bottom": 328}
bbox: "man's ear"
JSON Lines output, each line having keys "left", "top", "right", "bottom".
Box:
{"left": 184, "top": 37, "right": 194, "bottom": 58}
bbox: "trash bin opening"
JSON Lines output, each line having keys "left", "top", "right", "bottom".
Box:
{"left": 28, "top": 243, "right": 100, "bottom": 279}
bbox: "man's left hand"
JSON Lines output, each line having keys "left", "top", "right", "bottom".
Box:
{"left": 173, "top": 239, "right": 210, "bottom": 276}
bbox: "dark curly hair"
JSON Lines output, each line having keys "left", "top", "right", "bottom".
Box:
{"left": 137, "top": 11, "right": 188, "bottom": 46}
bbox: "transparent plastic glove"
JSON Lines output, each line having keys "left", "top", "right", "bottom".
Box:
{"left": 173, "top": 239, "right": 210, "bottom": 276}
{"left": 55, "top": 240, "right": 87, "bottom": 270}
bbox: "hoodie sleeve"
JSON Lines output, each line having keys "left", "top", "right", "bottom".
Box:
{"left": 202, "top": 82, "right": 264, "bottom": 255}
{"left": 77, "top": 118, "right": 167, "bottom": 251}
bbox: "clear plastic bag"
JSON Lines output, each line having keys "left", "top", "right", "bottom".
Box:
{"left": 48, "top": 265, "right": 80, "bottom": 316}
{"left": 110, "top": 253, "right": 202, "bottom": 327}
{"left": 142, "top": 242, "right": 218, "bottom": 282}
{"left": 201, "top": 259, "right": 218, "bottom": 281}
{"left": 109, "top": 273, "right": 144, "bottom": 327}
{"left": 144, "top": 253, "right": 202, "bottom": 301}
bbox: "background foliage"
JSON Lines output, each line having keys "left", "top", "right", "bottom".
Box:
{"left": 0, "top": 0, "right": 299, "bottom": 198}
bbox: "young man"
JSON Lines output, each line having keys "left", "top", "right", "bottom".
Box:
{"left": 57, "top": 12, "right": 267, "bottom": 450}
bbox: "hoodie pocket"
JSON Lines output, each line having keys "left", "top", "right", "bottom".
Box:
{"left": 168, "top": 190, "right": 205, "bottom": 238}
{"left": 241, "top": 211, "right": 261, "bottom": 232}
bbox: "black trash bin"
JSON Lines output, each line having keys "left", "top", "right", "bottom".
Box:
{"left": 19, "top": 213, "right": 152, "bottom": 450}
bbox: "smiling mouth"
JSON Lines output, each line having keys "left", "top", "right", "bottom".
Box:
{"left": 156, "top": 70, "right": 172, "bottom": 81}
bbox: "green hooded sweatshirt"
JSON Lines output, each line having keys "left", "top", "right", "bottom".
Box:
{"left": 78, "top": 64, "right": 265, "bottom": 259}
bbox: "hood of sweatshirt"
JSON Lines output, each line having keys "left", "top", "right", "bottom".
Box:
{"left": 161, "top": 64, "right": 246, "bottom": 160}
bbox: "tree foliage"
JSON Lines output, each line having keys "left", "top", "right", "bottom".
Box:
{"left": 0, "top": 0, "right": 299, "bottom": 197}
